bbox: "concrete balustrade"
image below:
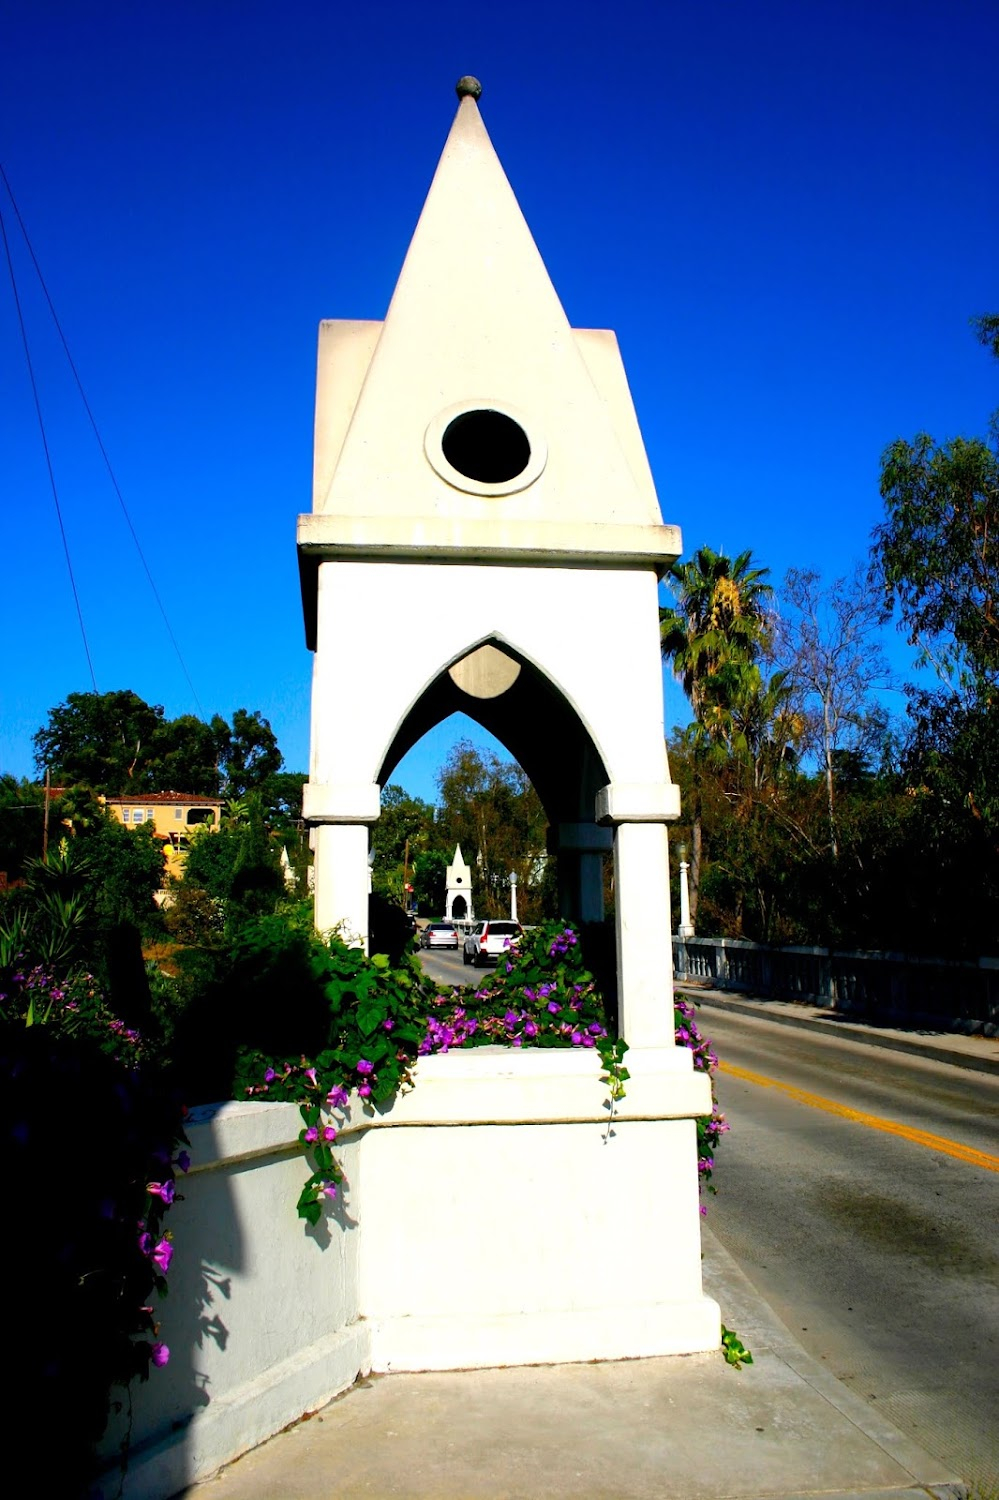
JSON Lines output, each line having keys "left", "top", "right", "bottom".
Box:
{"left": 673, "top": 935, "right": 999, "bottom": 1032}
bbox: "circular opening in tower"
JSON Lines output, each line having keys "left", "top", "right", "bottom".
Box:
{"left": 441, "top": 409, "right": 531, "bottom": 485}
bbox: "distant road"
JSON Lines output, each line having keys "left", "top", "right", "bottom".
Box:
{"left": 699, "top": 1002, "right": 999, "bottom": 1495}
{"left": 417, "top": 945, "right": 477, "bottom": 990}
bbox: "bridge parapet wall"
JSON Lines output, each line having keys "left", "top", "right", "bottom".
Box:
{"left": 674, "top": 936, "right": 999, "bottom": 1032}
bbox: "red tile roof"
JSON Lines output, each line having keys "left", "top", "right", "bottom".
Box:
{"left": 103, "top": 792, "right": 224, "bottom": 806}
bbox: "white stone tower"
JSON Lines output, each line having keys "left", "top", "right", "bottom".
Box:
{"left": 299, "top": 78, "right": 719, "bottom": 1368}
{"left": 444, "top": 843, "right": 473, "bottom": 921}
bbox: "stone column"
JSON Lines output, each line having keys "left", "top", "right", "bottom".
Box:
{"left": 303, "top": 782, "right": 381, "bottom": 952}
{"left": 596, "top": 783, "right": 680, "bottom": 1051}
{"left": 553, "top": 822, "right": 613, "bottom": 925}
{"left": 678, "top": 848, "right": 694, "bottom": 939}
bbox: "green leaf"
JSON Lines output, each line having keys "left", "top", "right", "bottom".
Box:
{"left": 356, "top": 1001, "right": 384, "bottom": 1037}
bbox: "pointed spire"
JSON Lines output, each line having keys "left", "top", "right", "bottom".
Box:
{"left": 316, "top": 83, "right": 664, "bottom": 531}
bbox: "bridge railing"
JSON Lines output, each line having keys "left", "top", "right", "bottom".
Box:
{"left": 672, "top": 935, "right": 999, "bottom": 1031}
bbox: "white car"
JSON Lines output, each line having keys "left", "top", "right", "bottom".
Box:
{"left": 463, "top": 919, "right": 523, "bottom": 968}
{"left": 421, "top": 921, "right": 459, "bottom": 950}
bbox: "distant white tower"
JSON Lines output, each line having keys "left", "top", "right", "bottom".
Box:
{"left": 444, "top": 843, "right": 473, "bottom": 921}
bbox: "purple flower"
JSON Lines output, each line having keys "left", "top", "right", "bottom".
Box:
{"left": 326, "top": 1085, "right": 349, "bottom": 1110}
{"left": 382, "top": 1018, "right": 395, "bottom": 1031}
{"left": 356, "top": 1058, "right": 374, "bottom": 1075}
{"left": 150, "top": 1342, "right": 170, "bottom": 1368}
{"left": 264, "top": 1068, "right": 277, "bottom": 1083}
{"left": 524, "top": 1020, "right": 538, "bottom": 1038}
{"left": 303, "top": 1126, "right": 318, "bottom": 1144}
{"left": 147, "top": 1181, "right": 175, "bottom": 1205}
{"left": 547, "top": 1000, "right": 561, "bottom": 1014}
{"left": 571, "top": 1030, "right": 583, "bottom": 1046}
{"left": 138, "top": 1232, "right": 154, "bottom": 1257}
{"left": 175, "top": 1150, "right": 191, "bottom": 1174}
{"left": 152, "top": 1239, "right": 173, "bottom": 1275}
{"left": 503, "top": 1010, "right": 519, "bottom": 1028}
{"left": 358, "top": 1083, "right": 372, "bottom": 1099}
{"left": 304, "top": 1067, "right": 318, "bottom": 1087}
{"left": 322, "top": 1181, "right": 338, "bottom": 1200}
{"left": 322, "top": 1125, "right": 337, "bottom": 1142}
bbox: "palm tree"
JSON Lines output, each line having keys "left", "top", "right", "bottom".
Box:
{"left": 660, "top": 547, "right": 774, "bottom": 718}
{"left": 660, "top": 547, "right": 775, "bottom": 920}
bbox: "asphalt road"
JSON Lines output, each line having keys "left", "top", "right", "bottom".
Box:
{"left": 698, "top": 1001, "right": 999, "bottom": 1495}
{"left": 412, "top": 952, "right": 999, "bottom": 1488}
{"left": 417, "top": 943, "right": 486, "bottom": 990}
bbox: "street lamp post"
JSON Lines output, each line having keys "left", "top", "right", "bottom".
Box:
{"left": 509, "top": 870, "right": 518, "bottom": 923}
{"left": 677, "top": 842, "right": 694, "bottom": 939}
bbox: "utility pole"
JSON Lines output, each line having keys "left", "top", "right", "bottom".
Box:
{"left": 42, "top": 768, "right": 51, "bottom": 860}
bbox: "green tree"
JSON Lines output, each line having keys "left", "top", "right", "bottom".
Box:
{"left": 368, "top": 784, "right": 437, "bottom": 908}
{"left": 660, "top": 547, "right": 774, "bottom": 731}
{"left": 779, "top": 565, "right": 893, "bottom": 856}
{"left": 0, "top": 776, "right": 45, "bottom": 881}
{"left": 33, "top": 691, "right": 285, "bottom": 799}
{"left": 436, "top": 742, "right": 550, "bottom": 921}
{"left": 258, "top": 770, "right": 308, "bottom": 834}
{"left": 180, "top": 798, "right": 284, "bottom": 934}
{"left": 412, "top": 847, "right": 449, "bottom": 916}
{"left": 151, "top": 714, "right": 228, "bottom": 796}
{"left": 216, "top": 708, "right": 283, "bottom": 798}
{"left": 871, "top": 313, "right": 999, "bottom": 928}
{"left": 873, "top": 314, "right": 999, "bottom": 693}
{"left": 660, "top": 546, "right": 777, "bottom": 918}
{"left": 33, "top": 690, "right": 167, "bottom": 793}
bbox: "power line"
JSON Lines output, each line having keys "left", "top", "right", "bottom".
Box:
{"left": 0, "top": 194, "right": 98, "bottom": 693}
{"left": 0, "top": 161, "right": 206, "bottom": 720}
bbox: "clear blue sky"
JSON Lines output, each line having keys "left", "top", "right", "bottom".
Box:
{"left": 2, "top": 1, "right": 996, "bottom": 802}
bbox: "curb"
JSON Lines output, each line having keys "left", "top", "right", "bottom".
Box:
{"left": 701, "top": 1226, "right": 965, "bottom": 1498}
{"left": 678, "top": 987, "right": 999, "bottom": 1078}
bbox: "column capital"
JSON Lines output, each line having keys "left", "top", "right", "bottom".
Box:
{"left": 595, "top": 782, "right": 680, "bottom": 825}
{"left": 302, "top": 781, "right": 381, "bottom": 824}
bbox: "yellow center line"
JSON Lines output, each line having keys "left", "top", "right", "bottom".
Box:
{"left": 718, "top": 1060, "right": 999, "bottom": 1174}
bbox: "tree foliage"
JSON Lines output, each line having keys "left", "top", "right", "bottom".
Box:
{"left": 778, "top": 565, "right": 892, "bottom": 854}
{"left": 436, "top": 741, "right": 551, "bottom": 921}
{"left": 660, "top": 546, "right": 794, "bottom": 918}
{"left": 660, "top": 546, "right": 774, "bottom": 735}
{"left": 32, "top": 690, "right": 287, "bottom": 799}
{"left": 0, "top": 776, "right": 45, "bottom": 882}
{"left": 873, "top": 315, "right": 999, "bottom": 692}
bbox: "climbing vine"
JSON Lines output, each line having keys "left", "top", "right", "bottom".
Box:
{"left": 238, "top": 920, "right": 727, "bottom": 1224}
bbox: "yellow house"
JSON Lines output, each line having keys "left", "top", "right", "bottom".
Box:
{"left": 103, "top": 791, "right": 224, "bottom": 881}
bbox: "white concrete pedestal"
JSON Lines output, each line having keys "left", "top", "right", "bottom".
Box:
{"left": 345, "top": 1046, "right": 720, "bottom": 1370}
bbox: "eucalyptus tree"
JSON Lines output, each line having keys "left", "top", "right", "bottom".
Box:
{"left": 779, "top": 565, "right": 893, "bottom": 857}
{"left": 873, "top": 313, "right": 999, "bottom": 695}
{"left": 872, "top": 312, "right": 999, "bottom": 899}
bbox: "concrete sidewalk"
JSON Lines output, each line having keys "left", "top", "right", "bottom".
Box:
{"left": 678, "top": 983, "right": 999, "bottom": 1078}
{"left": 182, "top": 1226, "right": 964, "bottom": 1500}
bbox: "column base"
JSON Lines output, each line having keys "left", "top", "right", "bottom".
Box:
{"left": 369, "top": 1296, "right": 721, "bottom": 1372}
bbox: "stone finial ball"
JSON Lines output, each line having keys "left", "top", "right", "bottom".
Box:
{"left": 455, "top": 76, "right": 482, "bottom": 100}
